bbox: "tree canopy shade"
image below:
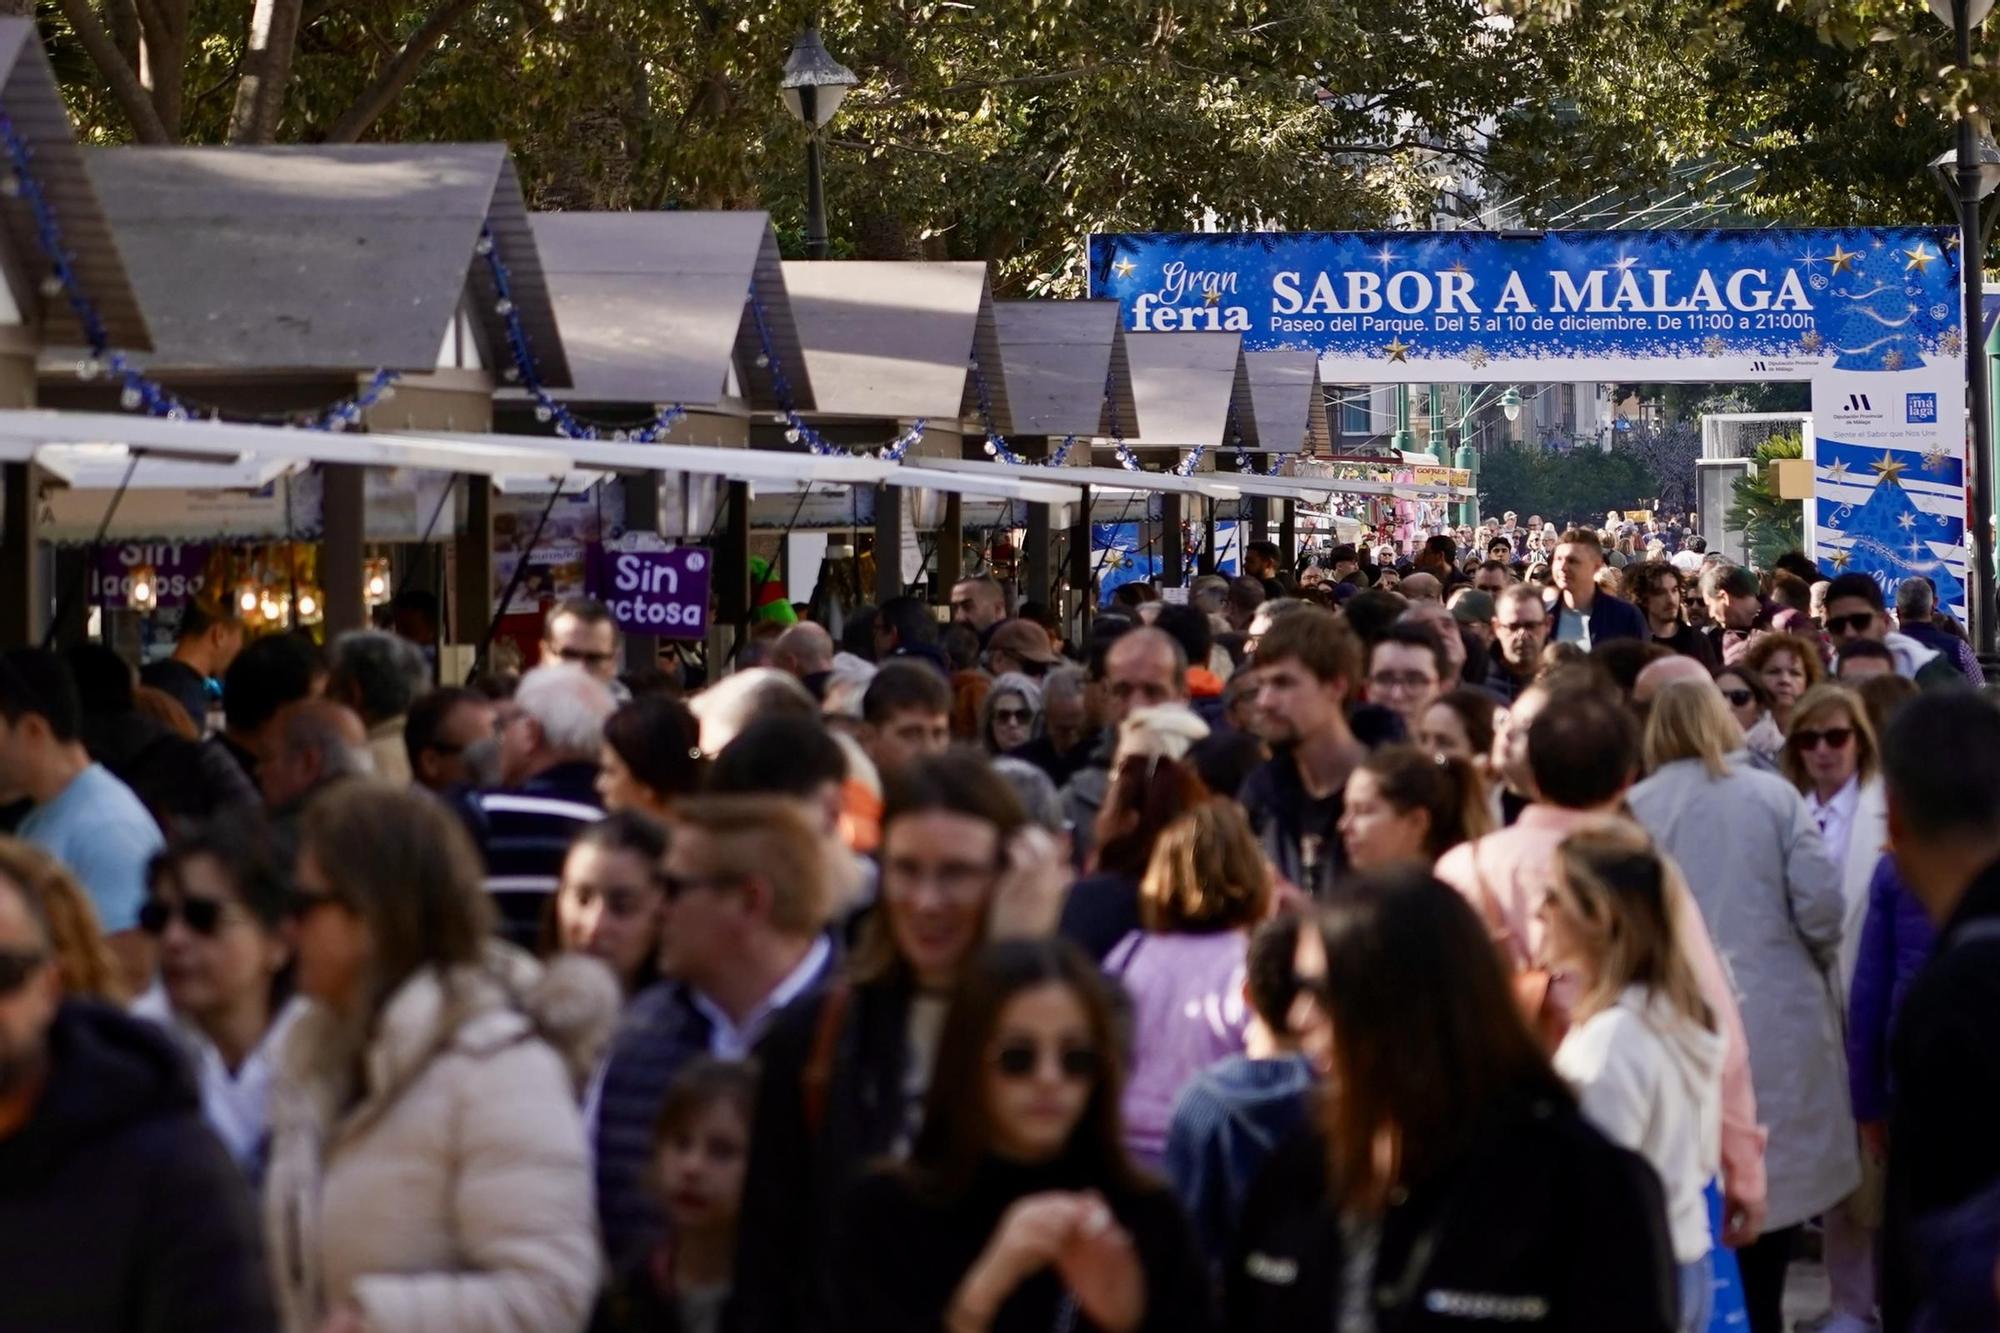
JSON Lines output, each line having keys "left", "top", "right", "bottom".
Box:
{"left": 25, "top": 0, "right": 1986, "bottom": 292}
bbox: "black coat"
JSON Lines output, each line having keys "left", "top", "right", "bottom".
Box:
{"left": 0, "top": 1001, "right": 276, "bottom": 1332}
{"left": 1882, "top": 861, "right": 2000, "bottom": 1332}
{"left": 1224, "top": 1082, "right": 1676, "bottom": 1333}
{"left": 834, "top": 1155, "right": 1213, "bottom": 1333}
{"left": 730, "top": 976, "right": 918, "bottom": 1333}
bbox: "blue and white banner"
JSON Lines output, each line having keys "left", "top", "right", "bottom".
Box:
{"left": 1089, "top": 228, "right": 1969, "bottom": 613}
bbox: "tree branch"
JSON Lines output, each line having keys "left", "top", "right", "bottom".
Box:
{"left": 322, "top": 0, "right": 479, "bottom": 143}
{"left": 228, "top": 0, "right": 304, "bottom": 144}
{"left": 57, "top": 0, "right": 174, "bottom": 143}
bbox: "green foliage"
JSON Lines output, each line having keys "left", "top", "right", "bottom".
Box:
{"left": 1478, "top": 440, "right": 1658, "bottom": 526}
{"left": 1727, "top": 432, "right": 1806, "bottom": 568}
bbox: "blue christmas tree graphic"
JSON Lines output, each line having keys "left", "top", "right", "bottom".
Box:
{"left": 1820, "top": 243, "right": 1939, "bottom": 372}
{"left": 1818, "top": 465, "right": 1966, "bottom": 607}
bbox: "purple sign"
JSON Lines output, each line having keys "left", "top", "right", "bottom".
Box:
{"left": 90, "top": 543, "right": 213, "bottom": 609}
{"left": 589, "top": 546, "right": 712, "bottom": 639}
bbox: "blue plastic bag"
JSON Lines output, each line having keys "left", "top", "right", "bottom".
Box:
{"left": 1706, "top": 1181, "right": 1750, "bottom": 1333}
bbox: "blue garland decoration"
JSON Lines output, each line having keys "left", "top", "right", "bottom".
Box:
{"left": 744, "top": 286, "right": 923, "bottom": 460}
{"left": 476, "top": 226, "right": 688, "bottom": 443}
{"left": 966, "top": 352, "right": 1079, "bottom": 467}
{"left": 1234, "top": 445, "right": 1292, "bottom": 477}
{"left": 0, "top": 106, "right": 401, "bottom": 431}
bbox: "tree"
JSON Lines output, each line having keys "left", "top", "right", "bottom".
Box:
{"left": 1726, "top": 432, "right": 1805, "bottom": 569}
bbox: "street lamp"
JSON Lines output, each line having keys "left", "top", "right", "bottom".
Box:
{"left": 1931, "top": 0, "right": 2000, "bottom": 660}
{"left": 780, "top": 23, "right": 858, "bottom": 261}
{"left": 1500, "top": 386, "right": 1522, "bottom": 422}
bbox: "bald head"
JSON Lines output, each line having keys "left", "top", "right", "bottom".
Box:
{"left": 262, "top": 697, "right": 371, "bottom": 811}
{"left": 1633, "top": 654, "right": 1714, "bottom": 706}
{"left": 1399, "top": 572, "right": 1442, "bottom": 604}
{"left": 1104, "top": 627, "right": 1187, "bottom": 724}
{"left": 772, "top": 622, "right": 834, "bottom": 680}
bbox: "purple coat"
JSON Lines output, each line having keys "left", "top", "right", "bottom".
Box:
{"left": 1846, "top": 856, "right": 1938, "bottom": 1123}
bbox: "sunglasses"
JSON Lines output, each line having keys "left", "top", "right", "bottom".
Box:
{"left": 994, "top": 708, "right": 1032, "bottom": 725}
{"left": 0, "top": 947, "right": 48, "bottom": 997}
{"left": 138, "top": 897, "right": 227, "bottom": 937}
{"left": 993, "top": 1040, "right": 1098, "bottom": 1082}
{"left": 1721, "top": 688, "right": 1755, "bottom": 707}
{"left": 1825, "top": 612, "right": 1875, "bottom": 637}
{"left": 1793, "top": 726, "right": 1854, "bottom": 751}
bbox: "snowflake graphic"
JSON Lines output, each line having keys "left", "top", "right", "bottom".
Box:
{"left": 1925, "top": 444, "right": 1952, "bottom": 473}
{"left": 1931, "top": 303, "right": 1950, "bottom": 321}
{"left": 1465, "top": 345, "right": 1489, "bottom": 369}
{"left": 1940, "top": 328, "right": 1964, "bottom": 357}
{"left": 1800, "top": 330, "right": 1825, "bottom": 354}
{"left": 1702, "top": 334, "right": 1728, "bottom": 357}
{"left": 1810, "top": 274, "right": 1830, "bottom": 291}
{"left": 1883, "top": 349, "right": 1906, "bottom": 371}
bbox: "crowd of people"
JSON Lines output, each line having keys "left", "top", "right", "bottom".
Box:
{"left": 1, "top": 516, "right": 1997, "bottom": 1333}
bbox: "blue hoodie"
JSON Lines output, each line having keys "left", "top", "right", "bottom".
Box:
{"left": 1161, "top": 1051, "right": 1316, "bottom": 1264}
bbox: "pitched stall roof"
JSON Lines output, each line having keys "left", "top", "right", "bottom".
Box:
{"left": 1242, "top": 350, "right": 1331, "bottom": 455}
{"left": 82, "top": 143, "right": 567, "bottom": 383}
{"left": 1116, "top": 332, "right": 1260, "bottom": 465}
{"left": 781, "top": 260, "right": 1005, "bottom": 423}
{"left": 0, "top": 21, "right": 149, "bottom": 351}
{"left": 991, "top": 300, "right": 1140, "bottom": 445}
{"left": 529, "top": 211, "right": 812, "bottom": 412}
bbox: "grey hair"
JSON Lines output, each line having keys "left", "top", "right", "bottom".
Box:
{"left": 1039, "top": 664, "right": 1087, "bottom": 707}
{"left": 1894, "top": 577, "right": 1936, "bottom": 620}
{"left": 328, "top": 630, "right": 429, "bottom": 724}
{"left": 980, "top": 672, "right": 1044, "bottom": 743}
{"left": 513, "top": 663, "right": 617, "bottom": 758}
{"left": 1189, "top": 574, "right": 1231, "bottom": 616}
{"left": 280, "top": 701, "right": 374, "bottom": 781}
{"left": 991, "top": 757, "right": 1065, "bottom": 834}
{"left": 690, "top": 667, "right": 816, "bottom": 753}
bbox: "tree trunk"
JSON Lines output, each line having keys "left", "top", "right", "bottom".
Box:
{"left": 322, "top": 0, "right": 479, "bottom": 143}
{"left": 226, "top": 0, "right": 302, "bottom": 144}
{"left": 136, "top": 0, "right": 188, "bottom": 139}
{"left": 57, "top": 0, "right": 174, "bottom": 143}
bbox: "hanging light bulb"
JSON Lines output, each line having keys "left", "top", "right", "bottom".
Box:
{"left": 236, "top": 581, "right": 261, "bottom": 616}
{"left": 363, "top": 557, "right": 392, "bottom": 606}
{"left": 259, "top": 592, "right": 283, "bottom": 622}
{"left": 295, "top": 587, "right": 323, "bottom": 623}
{"left": 127, "top": 565, "right": 158, "bottom": 614}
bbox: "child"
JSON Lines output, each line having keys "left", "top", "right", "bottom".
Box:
{"left": 595, "top": 1059, "right": 756, "bottom": 1333}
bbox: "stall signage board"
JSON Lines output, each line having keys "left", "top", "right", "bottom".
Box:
{"left": 588, "top": 546, "right": 712, "bottom": 639}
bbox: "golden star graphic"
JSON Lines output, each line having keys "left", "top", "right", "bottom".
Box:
{"left": 1829, "top": 245, "right": 1861, "bottom": 274}
{"left": 1384, "top": 337, "right": 1411, "bottom": 362}
{"left": 1946, "top": 233, "right": 1963, "bottom": 252}
{"left": 1111, "top": 258, "right": 1136, "bottom": 279}
{"left": 1203, "top": 288, "right": 1221, "bottom": 307}
{"left": 1870, "top": 450, "right": 1908, "bottom": 484}
{"left": 1904, "top": 244, "right": 1936, "bottom": 273}
{"left": 1825, "top": 458, "right": 1850, "bottom": 483}
{"left": 1449, "top": 261, "right": 1468, "bottom": 274}
{"left": 1829, "top": 549, "right": 1851, "bottom": 569}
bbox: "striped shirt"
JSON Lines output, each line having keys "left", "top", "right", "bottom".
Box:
{"left": 473, "top": 761, "right": 604, "bottom": 947}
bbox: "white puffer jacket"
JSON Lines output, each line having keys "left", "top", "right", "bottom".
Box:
{"left": 265, "top": 953, "right": 617, "bottom": 1333}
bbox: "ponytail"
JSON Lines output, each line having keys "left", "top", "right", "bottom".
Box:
{"left": 1362, "top": 744, "right": 1494, "bottom": 861}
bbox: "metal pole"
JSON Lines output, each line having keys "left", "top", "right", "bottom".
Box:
{"left": 802, "top": 86, "right": 830, "bottom": 261}
{"left": 1960, "top": 0, "right": 2000, "bottom": 658}
{"left": 1391, "top": 383, "right": 1413, "bottom": 453}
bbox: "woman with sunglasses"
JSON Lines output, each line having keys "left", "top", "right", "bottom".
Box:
{"left": 834, "top": 938, "right": 1210, "bottom": 1333}
{"left": 1712, "top": 666, "right": 1785, "bottom": 771}
{"left": 1541, "top": 826, "right": 1725, "bottom": 1333}
{"left": 733, "top": 750, "right": 1069, "bottom": 1333}
{"left": 265, "top": 782, "right": 613, "bottom": 1333}
{"left": 1229, "top": 868, "right": 1676, "bottom": 1332}
{"left": 980, "top": 673, "right": 1043, "bottom": 757}
{"left": 137, "top": 821, "right": 301, "bottom": 1183}
{"left": 1742, "top": 632, "right": 1823, "bottom": 736}
{"left": 1778, "top": 684, "right": 1889, "bottom": 1332}
{"left": 1629, "top": 681, "right": 1855, "bottom": 1333}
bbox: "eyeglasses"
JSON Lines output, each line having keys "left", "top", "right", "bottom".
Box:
{"left": 138, "top": 897, "right": 227, "bottom": 937}
{"left": 1825, "top": 611, "right": 1876, "bottom": 637}
{"left": 993, "top": 708, "right": 1032, "bottom": 725}
{"left": 0, "top": 947, "right": 48, "bottom": 997}
{"left": 1368, "top": 671, "right": 1438, "bottom": 693}
{"left": 883, "top": 857, "right": 999, "bottom": 902}
{"left": 1721, "top": 688, "right": 1755, "bottom": 707}
{"left": 993, "top": 1039, "right": 1098, "bottom": 1082}
{"left": 1793, "top": 726, "right": 1855, "bottom": 752}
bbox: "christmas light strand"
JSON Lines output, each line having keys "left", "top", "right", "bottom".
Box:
{"left": 744, "top": 287, "right": 923, "bottom": 460}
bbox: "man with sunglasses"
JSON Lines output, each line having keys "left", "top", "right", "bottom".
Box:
{"left": 1821, "top": 573, "right": 1963, "bottom": 693}
{"left": 1485, "top": 583, "right": 1550, "bottom": 703}
{"left": 0, "top": 866, "right": 276, "bottom": 1330}
{"left": 984, "top": 618, "right": 1062, "bottom": 680}
{"left": 540, "top": 596, "right": 621, "bottom": 685}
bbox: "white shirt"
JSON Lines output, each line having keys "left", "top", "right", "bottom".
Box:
{"left": 134, "top": 987, "right": 306, "bottom": 1179}
{"left": 690, "top": 934, "right": 832, "bottom": 1059}
{"left": 1807, "top": 775, "right": 1862, "bottom": 881}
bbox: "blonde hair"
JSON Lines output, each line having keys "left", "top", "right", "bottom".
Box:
{"left": 1552, "top": 822, "right": 1713, "bottom": 1032}
{"left": 1643, "top": 678, "right": 1744, "bottom": 778}
{"left": 0, "top": 839, "right": 126, "bottom": 1002}
{"left": 669, "top": 795, "right": 831, "bottom": 938}
{"left": 1139, "top": 800, "right": 1270, "bottom": 933}
{"left": 1780, "top": 683, "right": 1879, "bottom": 792}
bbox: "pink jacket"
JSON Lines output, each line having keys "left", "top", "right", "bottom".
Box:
{"left": 1435, "top": 804, "right": 1769, "bottom": 1214}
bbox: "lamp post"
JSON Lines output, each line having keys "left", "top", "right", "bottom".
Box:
{"left": 780, "top": 23, "right": 858, "bottom": 261}
{"left": 1452, "top": 384, "right": 1520, "bottom": 526}
{"left": 1932, "top": 0, "right": 2000, "bottom": 657}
